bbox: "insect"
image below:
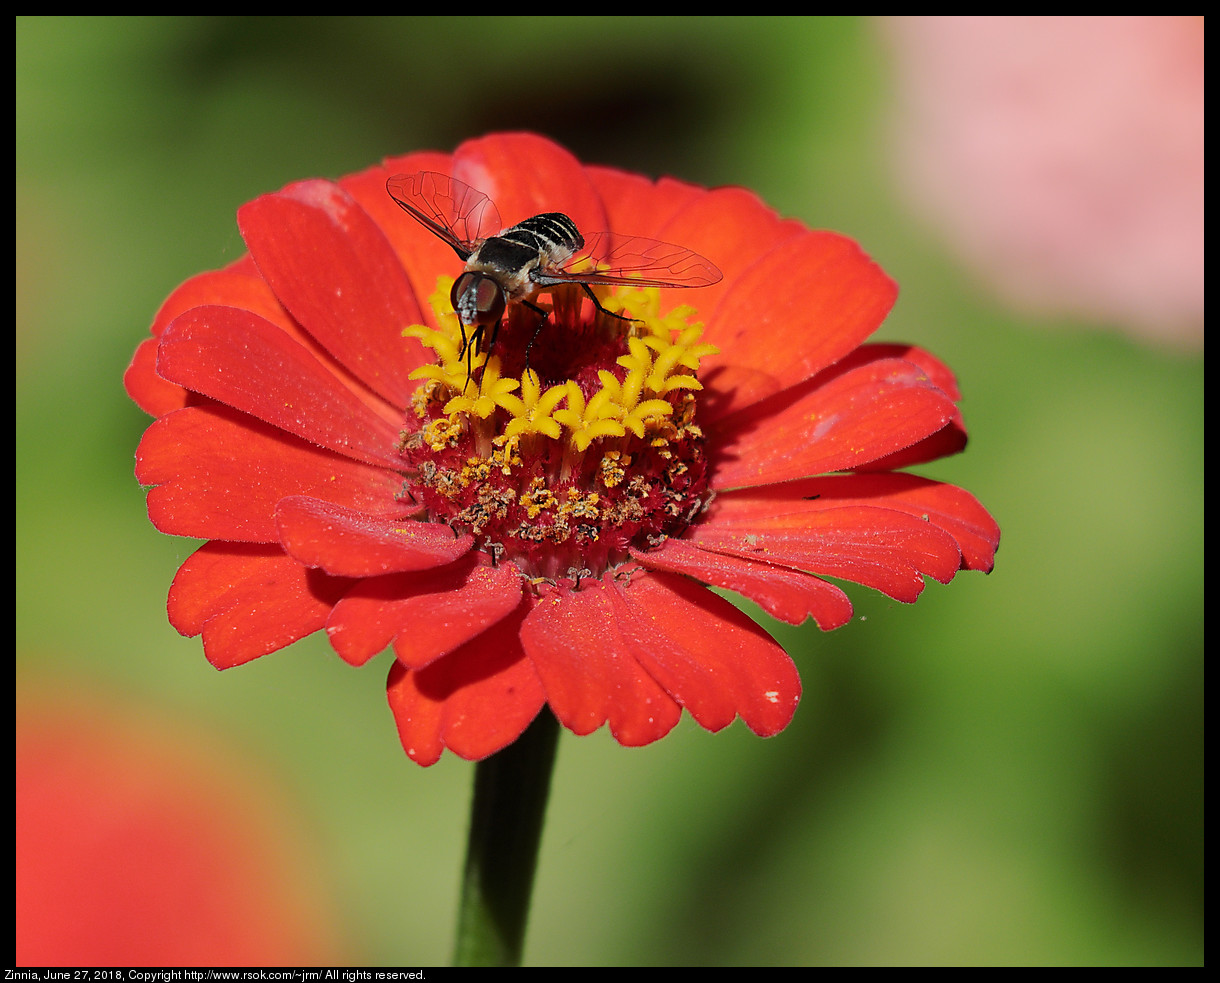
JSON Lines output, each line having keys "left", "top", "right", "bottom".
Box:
{"left": 386, "top": 170, "right": 722, "bottom": 372}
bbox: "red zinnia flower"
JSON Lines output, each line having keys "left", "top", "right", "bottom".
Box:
{"left": 125, "top": 132, "right": 998, "bottom": 767}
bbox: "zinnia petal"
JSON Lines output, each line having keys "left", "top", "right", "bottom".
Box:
{"left": 521, "top": 584, "right": 683, "bottom": 746}
{"left": 136, "top": 405, "right": 403, "bottom": 542}
{"left": 124, "top": 336, "right": 184, "bottom": 419}
{"left": 706, "top": 473, "right": 1000, "bottom": 574}
{"left": 385, "top": 612, "right": 546, "bottom": 766}
{"left": 325, "top": 559, "right": 523, "bottom": 668}
{"left": 686, "top": 504, "right": 963, "bottom": 603}
{"left": 649, "top": 185, "right": 807, "bottom": 317}
{"left": 451, "top": 132, "right": 609, "bottom": 236}
{"left": 700, "top": 231, "right": 899, "bottom": 419}
{"left": 631, "top": 537, "right": 854, "bottom": 630}
{"left": 168, "top": 542, "right": 353, "bottom": 670}
{"left": 615, "top": 572, "right": 801, "bottom": 737}
{"left": 237, "top": 180, "right": 429, "bottom": 408}
{"left": 339, "top": 150, "right": 456, "bottom": 324}
{"left": 275, "top": 496, "right": 473, "bottom": 578}
{"left": 710, "top": 355, "right": 960, "bottom": 489}
{"left": 587, "top": 168, "right": 707, "bottom": 244}
{"left": 156, "top": 306, "right": 404, "bottom": 468}
{"left": 125, "top": 259, "right": 291, "bottom": 418}
{"left": 833, "top": 343, "right": 969, "bottom": 470}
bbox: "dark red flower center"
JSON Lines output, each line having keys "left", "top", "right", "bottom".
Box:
{"left": 397, "top": 280, "right": 718, "bottom": 584}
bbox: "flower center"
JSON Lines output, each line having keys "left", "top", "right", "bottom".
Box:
{"left": 397, "top": 278, "right": 719, "bottom": 583}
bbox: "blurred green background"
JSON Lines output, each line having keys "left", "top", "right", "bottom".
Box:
{"left": 16, "top": 16, "right": 1202, "bottom": 966}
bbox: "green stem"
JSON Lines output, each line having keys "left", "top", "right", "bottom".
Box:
{"left": 452, "top": 709, "right": 560, "bottom": 966}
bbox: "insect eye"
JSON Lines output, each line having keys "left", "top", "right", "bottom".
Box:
{"left": 452, "top": 273, "right": 506, "bottom": 326}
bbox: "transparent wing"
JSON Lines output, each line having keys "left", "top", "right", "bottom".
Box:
{"left": 536, "top": 232, "right": 723, "bottom": 289}
{"left": 385, "top": 171, "right": 503, "bottom": 260}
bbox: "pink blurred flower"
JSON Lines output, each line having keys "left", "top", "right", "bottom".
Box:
{"left": 884, "top": 16, "right": 1203, "bottom": 349}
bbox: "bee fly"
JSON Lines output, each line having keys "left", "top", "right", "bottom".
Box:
{"left": 386, "top": 171, "right": 722, "bottom": 375}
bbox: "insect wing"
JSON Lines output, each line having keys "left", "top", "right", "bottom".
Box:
{"left": 386, "top": 171, "right": 503, "bottom": 260}
{"left": 537, "top": 232, "right": 723, "bottom": 289}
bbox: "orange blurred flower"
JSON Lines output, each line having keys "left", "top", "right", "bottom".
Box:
{"left": 16, "top": 684, "right": 342, "bottom": 965}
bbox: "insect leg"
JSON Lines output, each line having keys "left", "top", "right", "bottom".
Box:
{"left": 460, "top": 322, "right": 486, "bottom": 394}
{"left": 520, "top": 300, "right": 550, "bottom": 372}
{"left": 580, "top": 283, "right": 638, "bottom": 324}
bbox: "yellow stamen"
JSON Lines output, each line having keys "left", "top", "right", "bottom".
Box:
{"left": 404, "top": 278, "right": 717, "bottom": 452}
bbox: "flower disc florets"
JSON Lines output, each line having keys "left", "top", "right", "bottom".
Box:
{"left": 400, "top": 279, "right": 718, "bottom": 584}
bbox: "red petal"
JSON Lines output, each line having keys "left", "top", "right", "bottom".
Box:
{"left": 711, "top": 357, "right": 959, "bottom": 489}
{"left": 863, "top": 420, "right": 968, "bottom": 472}
{"left": 127, "top": 260, "right": 318, "bottom": 419}
{"left": 862, "top": 343, "right": 962, "bottom": 402}
{"left": 324, "top": 558, "right": 523, "bottom": 668}
{"left": 156, "top": 306, "right": 404, "bottom": 468}
{"left": 451, "top": 133, "right": 608, "bottom": 235}
{"left": 616, "top": 572, "right": 801, "bottom": 737}
{"left": 238, "top": 180, "right": 427, "bottom": 408}
{"left": 520, "top": 584, "right": 682, "bottom": 746}
{"left": 701, "top": 232, "right": 899, "bottom": 420}
{"left": 587, "top": 166, "right": 809, "bottom": 344}
{"left": 587, "top": 168, "right": 707, "bottom": 239}
{"left": 630, "top": 538, "right": 854, "bottom": 629}
{"left": 708, "top": 473, "right": 1001, "bottom": 574}
{"left": 340, "top": 152, "right": 459, "bottom": 331}
{"left": 124, "top": 336, "right": 185, "bottom": 418}
{"left": 136, "top": 405, "right": 402, "bottom": 542}
{"left": 275, "top": 496, "right": 472, "bottom": 578}
{"left": 385, "top": 611, "right": 545, "bottom": 767}
{"left": 150, "top": 258, "right": 289, "bottom": 340}
{"left": 647, "top": 185, "right": 807, "bottom": 320}
{"left": 168, "top": 542, "right": 352, "bottom": 669}
{"left": 837, "top": 343, "right": 968, "bottom": 470}
{"left": 688, "top": 504, "right": 962, "bottom": 603}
